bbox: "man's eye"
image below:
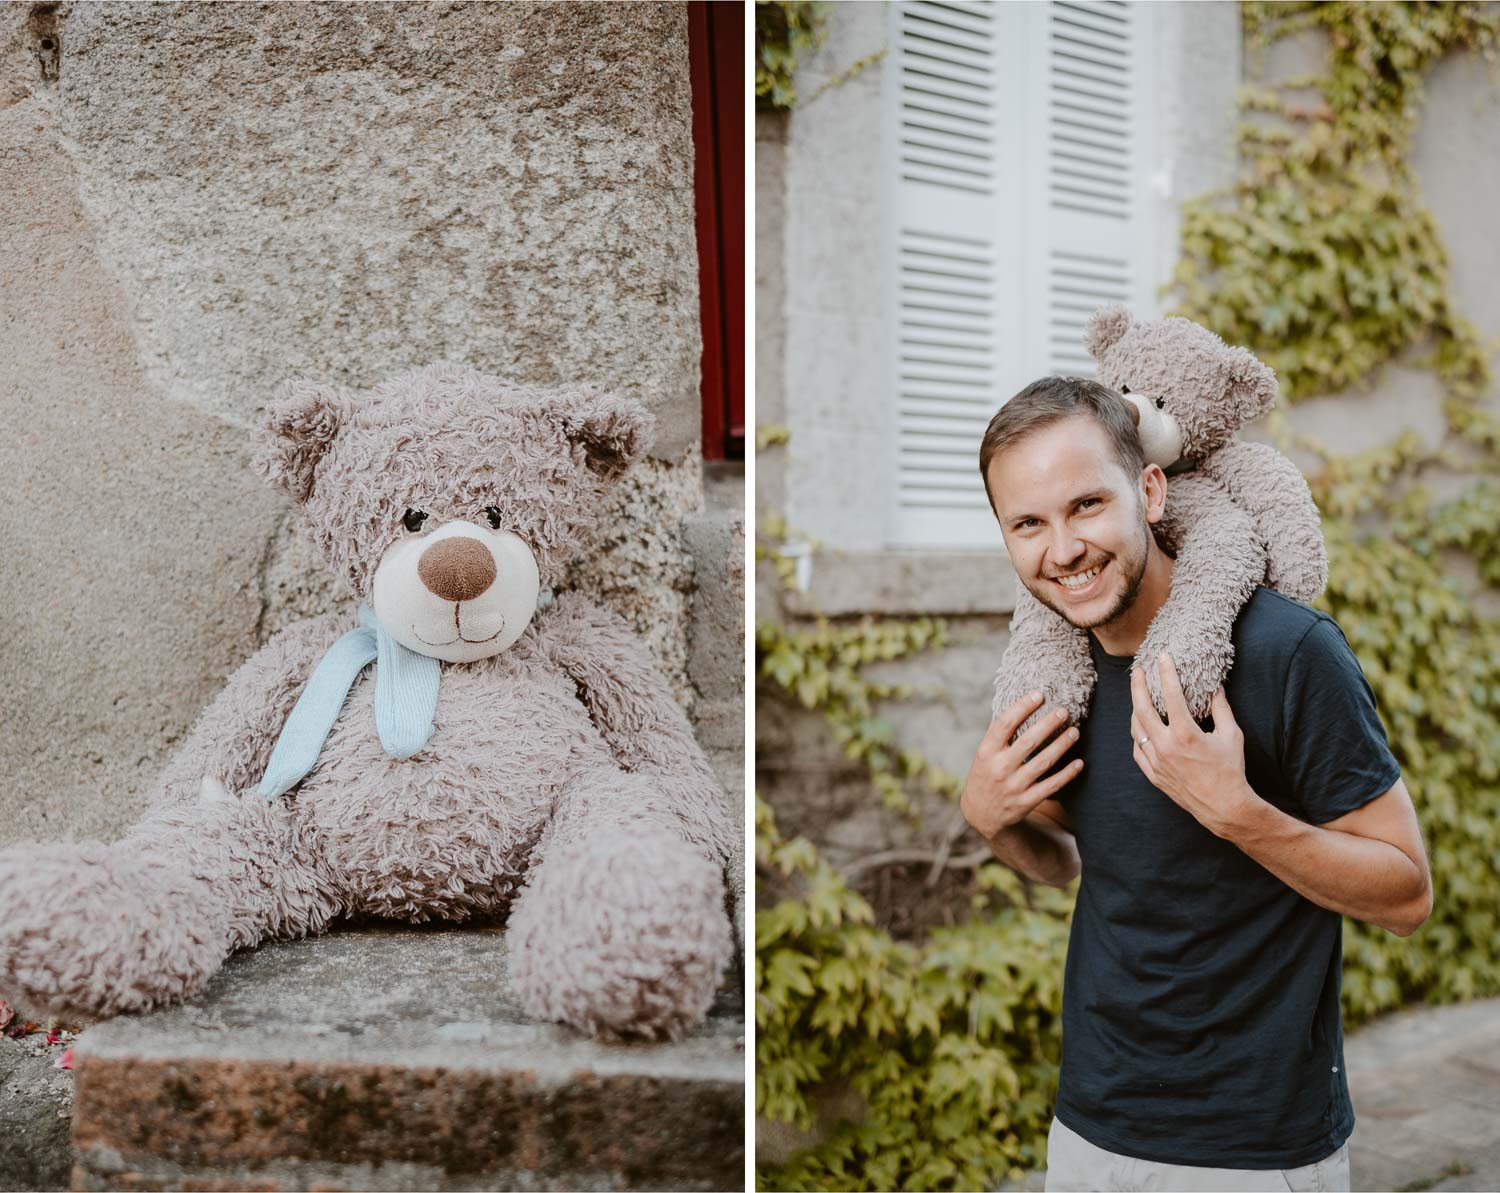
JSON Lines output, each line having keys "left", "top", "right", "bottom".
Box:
{"left": 1016, "top": 518, "right": 1039, "bottom": 530}
{"left": 1079, "top": 498, "right": 1099, "bottom": 510}
{"left": 402, "top": 509, "right": 428, "bottom": 532}
{"left": 484, "top": 506, "right": 504, "bottom": 530}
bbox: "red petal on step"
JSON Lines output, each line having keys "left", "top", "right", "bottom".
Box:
{"left": 55, "top": 1049, "right": 73, "bottom": 1071}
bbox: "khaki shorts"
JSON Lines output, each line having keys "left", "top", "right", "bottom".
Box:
{"left": 1044, "top": 1115, "right": 1352, "bottom": 1192}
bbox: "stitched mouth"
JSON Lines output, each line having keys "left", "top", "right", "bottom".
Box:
{"left": 412, "top": 607, "right": 506, "bottom": 647}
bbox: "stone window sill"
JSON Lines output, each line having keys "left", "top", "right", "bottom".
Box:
{"left": 779, "top": 549, "right": 1019, "bottom": 618}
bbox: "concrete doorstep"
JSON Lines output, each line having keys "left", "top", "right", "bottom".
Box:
{"left": 68, "top": 926, "right": 745, "bottom": 1192}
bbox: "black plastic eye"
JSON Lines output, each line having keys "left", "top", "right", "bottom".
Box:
{"left": 402, "top": 509, "right": 428, "bottom": 533}
{"left": 1120, "top": 385, "right": 1131, "bottom": 394}
{"left": 484, "top": 506, "right": 504, "bottom": 530}
{"left": 1154, "top": 396, "right": 1166, "bottom": 410}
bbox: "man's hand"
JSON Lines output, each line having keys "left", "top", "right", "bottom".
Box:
{"left": 1129, "top": 653, "right": 1260, "bottom": 838}
{"left": 962, "top": 691, "right": 1084, "bottom": 841}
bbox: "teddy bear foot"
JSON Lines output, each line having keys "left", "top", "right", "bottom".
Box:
{"left": 507, "top": 832, "right": 732, "bottom": 1041}
{"left": 0, "top": 840, "right": 229, "bottom": 1018}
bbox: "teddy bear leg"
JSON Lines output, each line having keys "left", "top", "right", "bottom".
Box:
{"left": 992, "top": 582, "right": 1097, "bottom": 731}
{"left": 0, "top": 790, "right": 338, "bottom": 1019}
{"left": 506, "top": 766, "right": 733, "bottom": 1041}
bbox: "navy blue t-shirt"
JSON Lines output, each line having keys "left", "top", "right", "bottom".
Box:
{"left": 1052, "top": 586, "right": 1403, "bottom": 1169}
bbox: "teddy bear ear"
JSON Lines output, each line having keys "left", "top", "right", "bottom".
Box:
{"left": 253, "top": 380, "right": 348, "bottom": 502}
{"left": 542, "top": 388, "right": 656, "bottom": 480}
{"left": 1084, "top": 305, "right": 1134, "bottom": 360}
{"left": 1222, "top": 346, "right": 1278, "bottom": 423}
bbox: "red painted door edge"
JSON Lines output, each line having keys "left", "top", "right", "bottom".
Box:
{"left": 689, "top": 1, "right": 745, "bottom": 460}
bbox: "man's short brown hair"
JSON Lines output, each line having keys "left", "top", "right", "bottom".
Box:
{"left": 978, "top": 376, "right": 1144, "bottom": 515}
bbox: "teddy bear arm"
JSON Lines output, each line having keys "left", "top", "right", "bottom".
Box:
{"left": 150, "top": 611, "right": 350, "bottom": 808}
{"left": 992, "top": 582, "right": 1097, "bottom": 731}
{"left": 1198, "top": 440, "right": 1328, "bottom": 602}
{"left": 538, "top": 593, "right": 734, "bottom": 864}
{"left": 510, "top": 595, "right": 737, "bottom": 1040}
{"left": 1137, "top": 475, "right": 1266, "bottom": 718}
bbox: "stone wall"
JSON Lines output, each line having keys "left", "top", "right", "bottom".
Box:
{"left": 0, "top": 2, "right": 735, "bottom": 855}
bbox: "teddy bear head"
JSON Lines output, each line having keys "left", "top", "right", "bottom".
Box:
{"left": 1083, "top": 305, "right": 1277, "bottom": 466}
{"left": 253, "top": 364, "right": 653, "bottom": 663}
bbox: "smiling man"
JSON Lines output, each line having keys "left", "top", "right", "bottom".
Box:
{"left": 960, "top": 376, "right": 1432, "bottom": 1193}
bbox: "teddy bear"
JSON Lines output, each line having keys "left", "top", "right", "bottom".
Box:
{"left": 0, "top": 365, "right": 736, "bottom": 1041}
{"left": 992, "top": 305, "right": 1328, "bottom": 729}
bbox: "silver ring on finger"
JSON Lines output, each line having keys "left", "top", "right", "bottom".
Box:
{"left": 1138, "top": 735, "right": 1150, "bottom": 749}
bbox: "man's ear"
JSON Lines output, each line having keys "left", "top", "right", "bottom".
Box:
{"left": 254, "top": 380, "right": 348, "bottom": 502}
{"left": 538, "top": 386, "right": 655, "bottom": 480}
{"left": 1141, "top": 463, "right": 1169, "bottom": 525}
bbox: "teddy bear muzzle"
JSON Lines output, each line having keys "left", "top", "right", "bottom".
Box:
{"left": 371, "top": 520, "right": 541, "bottom": 664}
{"left": 417, "top": 535, "right": 497, "bottom": 603}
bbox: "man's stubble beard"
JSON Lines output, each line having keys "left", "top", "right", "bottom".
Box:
{"left": 1025, "top": 516, "right": 1152, "bottom": 632}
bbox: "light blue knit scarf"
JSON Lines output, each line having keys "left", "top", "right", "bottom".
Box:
{"left": 258, "top": 605, "right": 439, "bottom": 799}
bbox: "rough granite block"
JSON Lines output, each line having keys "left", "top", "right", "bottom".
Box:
{"left": 71, "top": 926, "right": 744, "bottom": 1192}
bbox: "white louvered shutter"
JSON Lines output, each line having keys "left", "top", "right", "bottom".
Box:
{"left": 1023, "top": 0, "right": 1157, "bottom": 378}
{"left": 887, "top": 0, "right": 1026, "bottom": 549}
{"left": 885, "top": 0, "right": 1158, "bottom": 549}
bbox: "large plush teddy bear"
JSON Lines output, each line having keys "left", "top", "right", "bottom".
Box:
{"left": 993, "top": 306, "right": 1328, "bottom": 727}
{"left": 0, "top": 366, "right": 735, "bottom": 1040}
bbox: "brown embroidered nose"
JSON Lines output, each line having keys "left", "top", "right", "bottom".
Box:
{"left": 417, "top": 536, "right": 496, "bottom": 602}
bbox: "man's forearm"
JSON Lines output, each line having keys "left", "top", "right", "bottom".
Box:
{"left": 981, "top": 811, "right": 1080, "bottom": 888}
{"left": 1225, "top": 784, "right": 1430, "bottom": 935}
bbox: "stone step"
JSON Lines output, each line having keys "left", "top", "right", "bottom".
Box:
{"left": 71, "top": 926, "right": 745, "bottom": 1192}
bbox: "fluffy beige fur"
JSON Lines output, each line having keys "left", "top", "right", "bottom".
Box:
{"left": 0, "top": 366, "right": 734, "bottom": 1040}
{"left": 992, "top": 306, "right": 1328, "bottom": 727}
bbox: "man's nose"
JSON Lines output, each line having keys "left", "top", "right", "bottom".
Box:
{"left": 1046, "top": 529, "right": 1087, "bottom": 569}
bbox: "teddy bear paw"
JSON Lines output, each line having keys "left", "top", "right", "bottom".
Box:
{"left": 1135, "top": 632, "right": 1222, "bottom": 723}
{"left": 0, "top": 841, "right": 229, "bottom": 1018}
{"left": 507, "top": 833, "right": 732, "bottom": 1041}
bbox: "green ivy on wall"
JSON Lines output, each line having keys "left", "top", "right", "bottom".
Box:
{"left": 755, "top": 1, "right": 887, "bottom": 113}
{"left": 756, "top": 1, "right": 828, "bottom": 110}
{"left": 757, "top": 3, "right": 1500, "bottom": 1188}
{"left": 758, "top": 797, "right": 1073, "bottom": 1191}
{"left": 1174, "top": 1, "right": 1499, "bottom": 400}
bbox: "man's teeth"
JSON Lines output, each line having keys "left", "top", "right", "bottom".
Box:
{"left": 1057, "top": 564, "right": 1102, "bottom": 590}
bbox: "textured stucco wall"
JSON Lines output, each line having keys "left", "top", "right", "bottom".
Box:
{"left": 0, "top": 1, "right": 732, "bottom": 850}
{"left": 780, "top": 1, "right": 891, "bottom": 554}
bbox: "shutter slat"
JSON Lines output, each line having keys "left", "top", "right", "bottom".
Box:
{"left": 1052, "top": 29, "right": 1130, "bottom": 60}
{"left": 903, "top": 9, "right": 996, "bottom": 41}
{"left": 1054, "top": 1, "right": 1128, "bottom": 27}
